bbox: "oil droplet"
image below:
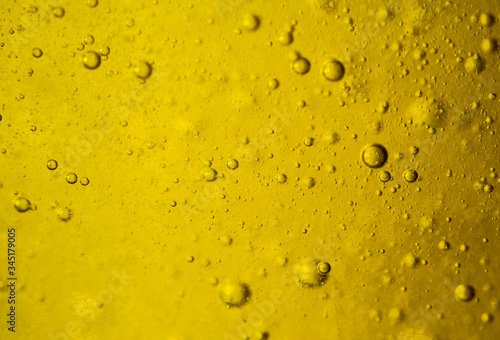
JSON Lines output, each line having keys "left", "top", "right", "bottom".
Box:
{"left": 13, "top": 197, "right": 32, "bottom": 212}
{"left": 46, "top": 159, "right": 58, "bottom": 170}
{"left": 218, "top": 282, "right": 250, "bottom": 307}
{"left": 378, "top": 171, "right": 391, "bottom": 182}
{"left": 292, "top": 57, "right": 311, "bottom": 75}
{"left": 226, "top": 159, "right": 239, "bottom": 170}
{"left": 80, "top": 177, "right": 89, "bottom": 186}
{"left": 203, "top": 168, "right": 217, "bottom": 181}
{"left": 322, "top": 59, "right": 345, "bottom": 81}
{"left": 57, "top": 207, "right": 72, "bottom": 221}
{"left": 66, "top": 173, "right": 78, "bottom": 184}
{"left": 276, "top": 174, "right": 287, "bottom": 183}
{"left": 82, "top": 51, "right": 101, "bottom": 69}
{"left": 361, "top": 144, "right": 388, "bottom": 168}
{"left": 32, "top": 48, "right": 43, "bottom": 58}
{"left": 403, "top": 169, "right": 418, "bottom": 183}
{"left": 241, "top": 14, "right": 260, "bottom": 31}
{"left": 455, "top": 284, "right": 475, "bottom": 302}
{"left": 134, "top": 61, "right": 152, "bottom": 79}
{"left": 317, "top": 261, "right": 331, "bottom": 275}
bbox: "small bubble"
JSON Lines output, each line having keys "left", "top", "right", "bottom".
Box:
{"left": 186, "top": 255, "right": 194, "bottom": 262}
{"left": 125, "top": 18, "right": 135, "bottom": 27}
{"left": 409, "top": 146, "right": 419, "bottom": 155}
{"left": 361, "top": 144, "right": 388, "bottom": 168}
{"left": 80, "top": 177, "right": 89, "bottom": 186}
{"left": 241, "top": 14, "right": 260, "bottom": 31}
{"left": 46, "top": 159, "right": 58, "bottom": 170}
{"left": 465, "top": 54, "right": 484, "bottom": 74}
{"left": 278, "top": 31, "right": 293, "bottom": 45}
{"left": 83, "top": 35, "right": 95, "bottom": 45}
{"left": 317, "top": 261, "right": 331, "bottom": 275}
{"left": 484, "top": 184, "right": 494, "bottom": 193}
{"left": 481, "top": 38, "right": 497, "bottom": 53}
{"left": 403, "top": 169, "right": 418, "bottom": 183}
{"left": 134, "top": 61, "right": 152, "bottom": 79}
{"left": 99, "top": 46, "right": 110, "bottom": 56}
{"left": 82, "top": 51, "right": 101, "bottom": 69}
{"left": 276, "top": 174, "right": 287, "bottom": 184}
{"left": 57, "top": 207, "right": 72, "bottom": 221}
{"left": 267, "top": 78, "right": 279, "bottom": 90}
{"left": 86, "top": 0, "right": 98, "bottom": 7}
{"left": 226, "top": 159, "right": 239, "bottom": 170}
{"left": 203, "top": 168, "right": 217, "bottom": 181}
{"left": 52, "top": 7, "right": 65, "bottom": 18}
{"left": 438, "top": 240, "right": 450, "bottom": 250}
{"left": 32, "top": 48, "right": 43, "bottom": 58}
{"left": 455, "top": 284, "right": 475, "bottom": 302}
{"left": 292, "top": 57, "right": 311, "bottom": 75}
{"left": 479, "top": 13, "right": 495, "bottom": 27}
{"left": 218, "top": 282, "right": 250, "bottom": 307}
{"left": 13, "top": 197, "right": 32, "bottom": 213}
{"left": 303, "top": 177, "right": 316, "bottom": 188}
{"left": 481, "top": 313, "right": 493, "bottom": 323}
{"left": 322, "top": 59, "right": 345, "bottom": 81}
{"left": 66, "top": 173, "right": 78, "bottom": 184}
{"left": 303, "top": 137, "right": 314, "bottom": 147}
{"left": 378, "top": 171, "right": 391, "bottom": 182}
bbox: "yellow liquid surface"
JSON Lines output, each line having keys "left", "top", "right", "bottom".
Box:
{"left": 1, "top": 0, "right": 500, "bottom": 339}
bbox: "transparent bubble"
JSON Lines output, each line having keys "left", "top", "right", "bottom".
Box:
{"left": 46, "top": 159, "right": 58, "bottom": 170}
{"left": 32, "top": 48, "right": 43, "bottom": 58}
{"left": 218, "top": 282, "right": 250, "bottom": 307}
{"left": 322, "top": 59, "right": 345, "bottom": 81}
{"left": 66, "top": 173, "right": 78, "bottom": 184}
{"left": 226, "top": 159, "right": 239, "bottom": 170}
{"left": 378, "top": 171, "right": 391, "bottom": 182}
{"left": 13, "top": 197, "right": 32, "bottom": 213}
{"left": 455, "top": 284, "right": 475, "bottom": 302}
{"left": 292, "top": 57, "right": 311, "bottom": 75}
{"left": 403, "top": 169, "right": 418, "bottom": 183}
{"left": 57, "top": 207, "right": 72, "bottom": 221}
{"left": 317, "top": 261, "right": 331, "bottom": 275}
{"left": 203, "top": 168, "right": 217, "bottom": 181}
{"left": 82, "top": 51, "right": 101, "bottom": 69}
{"left": 80, "top": 177, "right": 90, "bottom": 186}
{"left": 276, "top": 174, "right": 287, "bottom": 184}
{"left": 134, "top": 61, "right": 152, "bottom": 79}
{"left": 361, "top": 144, "right": 388, "bottom": 168}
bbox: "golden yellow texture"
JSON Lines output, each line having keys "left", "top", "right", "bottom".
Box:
{"left": 1, "top": 0, "right": 500, "bottom": 339}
